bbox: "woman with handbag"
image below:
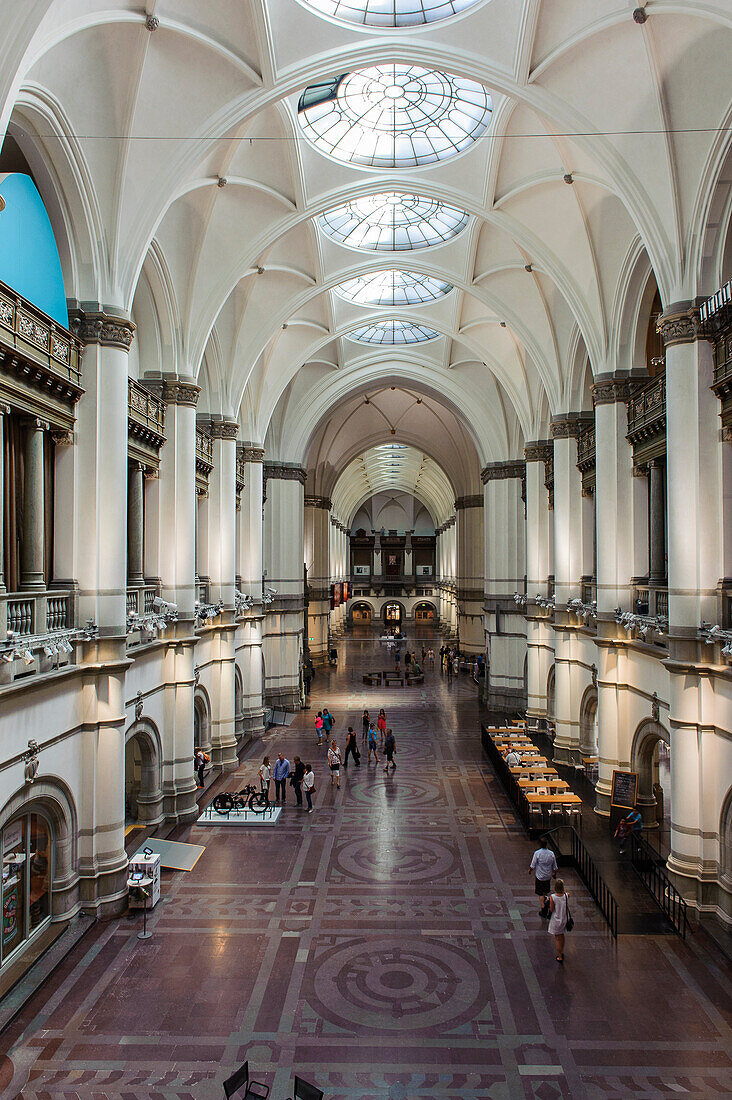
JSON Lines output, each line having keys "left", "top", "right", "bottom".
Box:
{"left": 303, "top": 764, "right": 315, "bottom": 812}
{"left": 548, "top": 878, "right": 572, "bottom": 963}
{"left": 328, "top": 740, "right": 342, "bottom": 789}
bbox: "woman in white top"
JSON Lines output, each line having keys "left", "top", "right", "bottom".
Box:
{"left": 548, "top": 878, "right": 569, "bottom": 963}
{"left": 328, "top": 740, "right": 341, "bottom": 788}
{"left": 258, "top": 756, "right": 271, "bottom": 799}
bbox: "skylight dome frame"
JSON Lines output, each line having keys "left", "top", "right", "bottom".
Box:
{"left": 319, "top": 193, "right": 470, "bottom": 252}
{"left": 300, "top": 0, "right": 484, "bottom": 29}
{"left": 335, "top": 269, "right": 453, "bottom": 306}
{"left": 298, "top": 65, "right": 492, "bottom": 170}
{"left": 347, "top": 319, "right": 441, "bottom": 344}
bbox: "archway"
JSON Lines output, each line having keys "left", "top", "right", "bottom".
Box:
{"left": 414, "top": 601, "right": 437, "bottom": 622}
{"left": 579, "top": 685, "right": 599, "bottom": 758}
{"left": 194, "top": 688, "right": 212, "bottom": 755}
{"left": 384, "top": 601, "right": 405, "bottom": 627}
{"left": 631, "top": 718, "right": 671, "bottom": 831}
{"left": 125, "top": 721, "right": 163, "bottom": 826}
{"left": 351, "top": 600, "right": 373, "bottom": 623}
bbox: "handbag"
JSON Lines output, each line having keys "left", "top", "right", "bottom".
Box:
{"left": 565, "top": 899, "right": 574, "bottom": 932}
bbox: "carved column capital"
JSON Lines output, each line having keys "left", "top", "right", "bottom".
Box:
{"left": 240, "top": 446, "right": 265, "bottom": 463}
{"left": 454, "top": 494, "right": 484, "bottom": 510}
{"left": 550, "top": 413, "right": 593, "bottom": 439}
{"left": 207, "top": 418, "right": 239, "bottom": 440}
{"left": 657, "top": 301, "right": 707, "bottom": 347}
{"left": 50, "top": 429, "right": 74, "bottom": 447}
{"left": 524, "top": 439, "right": 553, "bottom": 463}
{"left": 304, "top": 495, "right": 332, "bottom": 509}
{"left": 592, "top": 376, "right": 633, "bottom": 405}
{"left": 264, "top": 462, "right": 307, "bottom": 485}
{"left": 70, "top": 309, "right": 136, "bottom": 351}
{"left": 151, "top": 378, "right": 200, "bottom": 407}
{"left": 481, "top": 459, "right": 526, "bottom": 483}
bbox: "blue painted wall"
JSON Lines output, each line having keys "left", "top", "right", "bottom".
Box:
{"left": 0, "top": 173, "right": 68, "bottom": 326}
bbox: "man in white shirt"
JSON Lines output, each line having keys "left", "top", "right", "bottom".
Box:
{"left": 504, "top": 746, "right": 522, "bottom": 767}
{"left": 530, "top": 838, "right": 558, "bottom": 917}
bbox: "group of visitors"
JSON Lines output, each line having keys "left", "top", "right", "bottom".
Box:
{"left": 393, "top": 647, "right": 426, "bottom": 676}
{"left": 360, "top": 708, "right": 397, "bottom": 770}
{"left": 529, "top": 837, "right": 571, "bottom": 963}
{"left": 257, "top": 753, "right": 315, "bottom": 812}
{"left": 439, "top": 645, "right": 460, "bottom": 679}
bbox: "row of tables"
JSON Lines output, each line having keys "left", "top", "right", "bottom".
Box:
{"left": 486, "top": 721, "right": 583, "bottom": 828}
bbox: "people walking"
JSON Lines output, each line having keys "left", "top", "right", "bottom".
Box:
{"left": 446, "top": 653, "right": 453, "bottom": 682}
{"left": 322, "top": 707, "right": 334, "bottom": 740}
{"left": 258, "top": 756, "right": 271, "bottom": 799}
{"left": 344, "top": 726, "right": 360, "bottom": 767}
{"left": 529, "top": 837, "right": 558, "bottom": 917}
{"left": 440, "top": 645, "right": 446, "bottom": 671}
{"left": 404, "top": 649, "right": 412, "bottom": 671}
{"left": 421, "top": 645, "right": 427, "bottom": 666}
{"left": 315, "top": 711, "right": 324, "bottom": 745}
{"left": 428, "top": 648, "right": 435, "bottom": 669}
{"left": 291, "top": 755, "right": 305, "bottom": 807}
{"left": 367, "top": 723, "right": 380, "bottom": 764}
{"left": 377, "top": 709, "right": 386, "bottom": 747}
{"left": 548, "top": 879, "right": 570, "bottom": 962}
{"left": 303, "top": 763, "right": 315, "bottom": 812}
{"left": 384, "top": 728, "right": 397, "bottom": 772}
{"left": 361, "top": 709, "right": 370, "bottom": 744}
{"left": 273, "top": 752, "right": 291, "bottom": 804}
{"left": 328, "top": 740, "right": 342, "bottom": 788}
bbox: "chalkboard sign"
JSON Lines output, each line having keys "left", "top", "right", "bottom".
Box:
{"left": 611, "top": 769, "right": 638, "bottom": 809}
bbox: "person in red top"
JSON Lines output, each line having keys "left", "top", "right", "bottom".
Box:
{"left": 377, "top": 709, "right": 387, "bottom": 748}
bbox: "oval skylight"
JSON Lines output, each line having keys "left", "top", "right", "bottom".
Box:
{"left": 348, "top": 319, "right": 441, "bottom": 344}
{"left": 298, "top": 65, "right": 492, "bottom": 169}
{"left": 301, "top": 0, "right": 483, "bottom": 28}
{"left": 335, "top": 270, "right": 453, "bottom": 306}
{"left": 319, "top": 193, "right": 470, "bottom": 251}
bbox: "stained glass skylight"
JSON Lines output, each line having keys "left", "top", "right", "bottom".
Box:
{"left": 298, "top": 65, "right": 492, "bottom": 169}
{"left": 335, "top": 270, "right": 453, "bottom": 306}
{"left": 301, "top": 0, "right": 483, "bottom": 28}
{"left": 320, "top": 193, "right": 470, "bottom": 251}
{"left": 347, "top": 320, "right": 441, "bottom": 344}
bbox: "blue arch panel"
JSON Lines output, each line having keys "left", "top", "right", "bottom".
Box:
{"left": 0, "top": 173, "right": 68, "bottom": 326}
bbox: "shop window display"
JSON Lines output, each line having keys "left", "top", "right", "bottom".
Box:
{"left": 1, "top": 811, "right": 52, "bottom": 966}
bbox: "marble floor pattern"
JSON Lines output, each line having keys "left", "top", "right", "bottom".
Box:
{"left": 1, "top": 627, "right": 731, "bottom": 1099}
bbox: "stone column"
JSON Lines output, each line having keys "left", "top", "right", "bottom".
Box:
{"left": 482, "top": 461, "right": 526, "bottom": 712}
{"left": 648, "top": 458, "right": 666, "bottom": 584}
{"left": 206, "top": 418, "right": 239, "bottom": 770}
{"left": 263, "top": 462, "right": 305, "bottom": 709}
{"left": 591, "top": 376, "right": 638, "bottom": 814}
{"left": 237, "top": 446, "right": 266, "bottom": 742}
{"left": 373, "top": 529, "right": 382, "bottom": 576}
{"left": 127, "top": 461, "right": 144, "bottom": 586}
{"left": 0, "top": 406, "right": 8, "bottom": 592}
{"left": 145, "top": 375, "right": 200, "bottom": 823}
{"left": 70, "top": 308, "right": 135, "bottom": 915}
{"left": 304, "top": 495, "right": 331, "bottom": 663}
{"left": 405, "top": 529, "right": 413, "bottom": 580}
{"left": 551, "top": 413, "right": 592, "bottom": 763}
{"left": 455, "top": 495, "right": 484, "bottom": 654}
{"left": 658, "top": 304, "right": 720, "bottom": 908}
{"left": 524, "top": 442, "right": 554, "bottom": 723}
{"left": 21, "top": 417, "right": 47, "bottom": 591}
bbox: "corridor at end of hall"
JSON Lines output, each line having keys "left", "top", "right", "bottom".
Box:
{"left": 1, "top": 626, "right": 731, "bottom": 1100}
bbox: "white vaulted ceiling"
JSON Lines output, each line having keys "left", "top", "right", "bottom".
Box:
{"left": 2, "top": 0, "right": 731, "bottom": 496}
{"left": 331, "top": 443, "right": 454, "bottom": 526}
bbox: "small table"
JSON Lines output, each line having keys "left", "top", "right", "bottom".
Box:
{"left": 518, "top": 778, "right": 570, "bottom": 791}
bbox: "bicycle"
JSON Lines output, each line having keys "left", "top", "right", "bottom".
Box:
{"left": 211, "top": 783, "right": 270, "bottom": 815}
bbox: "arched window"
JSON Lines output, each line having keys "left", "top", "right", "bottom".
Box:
{"left": 1, "top": 809, "right": 53, "bottom": 967}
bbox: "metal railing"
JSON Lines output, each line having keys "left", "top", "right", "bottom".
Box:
{"left": 544, "top": 825, "right": 618, "bottom": 940}
{"left": 629, "top": 832, "right": 688, "bottom": 938}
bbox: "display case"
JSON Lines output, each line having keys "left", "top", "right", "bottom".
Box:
{"left": 128, "top": 852, "right": 161, "bottom": 909}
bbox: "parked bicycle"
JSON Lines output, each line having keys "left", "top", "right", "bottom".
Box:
{"left": 211, "top": 783, "right": 269, "bottom": 815}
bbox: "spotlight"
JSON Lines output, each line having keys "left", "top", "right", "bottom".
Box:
{"left": 21, "top": 650, "right": 34, "bottom": 665}
{"left": 1, "top": 652, "right": 13, "bottom": 663}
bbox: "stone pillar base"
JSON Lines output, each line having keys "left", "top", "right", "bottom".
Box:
{"left": 78, "top": 860, "right": 129, "bottom": 918}
{"left": 240, "top": 707, "right": 266, "bottom": 740}
{"left": 552, "top": 743, "right": 582, "bottom": 766}
{"left": 594, "top": 787, "right": 611, "bottom": 816}
{"left": 265, "top": 687, "right": 301, "bottom": 710}
{"left": 163, "top": 780, "right": 199, "bottom": 824}
{"left": 211, "top": 741, "right": 239, "bottom": 771}
{"left": 485, "top": 685, "right": 526, "bottom": 714}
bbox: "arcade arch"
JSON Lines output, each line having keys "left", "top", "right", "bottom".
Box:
{"left": 124, "top": 720, "right": 164, "bottom": 827}
{"left": 631, "top": 719, "right": 671, "bottom": 830}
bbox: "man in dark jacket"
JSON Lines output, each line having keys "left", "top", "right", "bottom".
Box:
{"left": 291, "top": 756, "right": 306, "bottom": 807}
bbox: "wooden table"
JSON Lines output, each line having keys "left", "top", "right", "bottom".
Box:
{"left": 510, "top": 765, "right": 557, "bottom": 777}
{"left": 517, "top": 778, "right": 570, "bottom": 791}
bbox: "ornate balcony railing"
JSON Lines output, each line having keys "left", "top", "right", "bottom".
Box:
{"left": 576, "top": 425, "right": 596, "bottom": 471}
{"left": 0, "top": 280, "right": 82, "bottom": 390}
{"left": 632, "top": 585, "right": 668, "bottom": 620}
{"left": 1, "top": 590, "right": 73, "bottom": 638}
{"left": 126, "top": 584, "right": 161, "bottom": 618}
{"left": 128, "top": 378, "right": 165, "bottom": 452}
{"left": 698, "top": 277, "right": 732, "bottom": 337}
{"left": 627, "top": 372, "right": 666, "bottom": 445}
{"left": 196, "top": 430, "right": 214, "bottom": 469}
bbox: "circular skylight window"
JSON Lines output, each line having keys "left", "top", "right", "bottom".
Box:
{"left": 320, "top": 193, "right": 470, "bottom": 251}
{"left": 301, "top": 0, "right": 483, "bottom": 28}
{"left": 298, "top": 65, "right": 492, "bottom": 169}
{"left": 335, "top": 270, "right": 453, "bottom": 306}
{"left": 348, "top": 319, "right": 441, "bottom": 344}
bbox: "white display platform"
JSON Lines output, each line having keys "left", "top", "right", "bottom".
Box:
{"left": 128, "top": 853, "right": 161, "bottom": 907}
{"left": 196, "top": 805, "right": 283, "bottom": 827}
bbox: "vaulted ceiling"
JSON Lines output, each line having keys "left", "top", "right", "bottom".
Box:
{"left": 2, "top": 0, "right": 731, "bottom": 512}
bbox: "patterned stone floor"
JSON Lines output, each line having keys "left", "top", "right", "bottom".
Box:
{"left": 2, "top": 626, "right": 731, "bottom": 1099}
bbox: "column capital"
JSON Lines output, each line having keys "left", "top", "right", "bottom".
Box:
{"left": 481, "top": 459, "right": 525, "bottom": 483}
{"left": 147, "top": 377, "right": 200, "bottom": 407}
{"left": 264, "top": 462, "right": 307, "bottom": 485}
{"left": 454, "top": 493, "right": 484, "bottom": 510}
{"left": 524, "top": 439, "right": 553, "bottom": 463}
{"left": 239, "top": 445, "right": 265, "bottom": 463}
{"left": 592, "top": 374, "right": 635, "bottom": 405}
{"left": 51, "top": 429, "right": 74, "bottom": 447}
{"left": 69, "top": 308, "right": 135, "bottom": 350}
{"left": 550, "top": 412, "right": 593, "bottom": 439}
{"left": 304, "top": 495, "right": 332, "bottom": 509}
{"left": 207, "top": 417, "right": 239, "bottom": 440}
{"left": 656, "top": 301, "right": 711, "bottom": 347}
{"left": 20, "top": 416, "right": 50, "bottom": 431}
